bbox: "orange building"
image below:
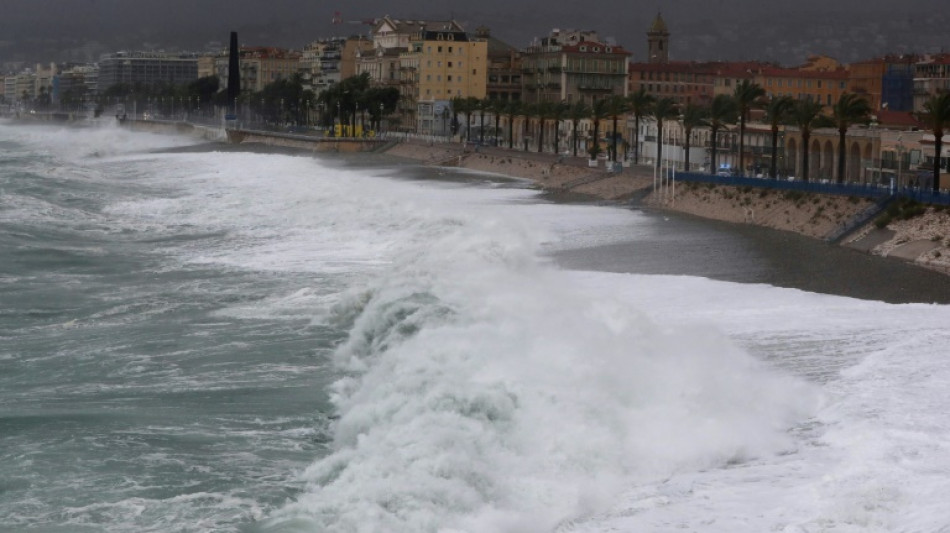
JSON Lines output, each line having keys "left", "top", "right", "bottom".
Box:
{"left": 628, "top": 61, "right": 716, "bottom": 106}
{"left": 755, "top": 66, "right": 849, "bottom": 108}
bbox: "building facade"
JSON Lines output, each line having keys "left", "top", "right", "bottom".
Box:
{"left": 521, "top": 29, "right": 630, "bottom": 106}
{"left": 97, "top": 51, "right": 198, "bottom": 93}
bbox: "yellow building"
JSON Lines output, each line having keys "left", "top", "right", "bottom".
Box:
{"left": 401, "top": 26, "right": 487, "bottom": 133}
{"left": 413, "top": 28, "right": 487, "bottom": 101}
{"left": 215, "top": 47, "right": 301, "bottom": 94}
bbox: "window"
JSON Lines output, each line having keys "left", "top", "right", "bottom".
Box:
{"left": 449, "top": 46, "right": 453, "bottom": 53}
{"left": 448, "top": 61, "right": 453, "bottom": 68}
{"left": 448, "top": 75, "right": 452, "bottom": 81}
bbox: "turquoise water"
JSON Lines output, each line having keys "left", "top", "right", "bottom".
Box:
{"left": 1, "top": 126, "right": 340, "bottom": 530}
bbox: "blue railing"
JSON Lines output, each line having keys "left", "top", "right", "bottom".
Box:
{"left": 669, "top": 171, "right": 950, "bottom": 206}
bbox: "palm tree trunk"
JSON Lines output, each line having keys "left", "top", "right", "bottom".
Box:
{"left": 634, "top": 116, "right": 641, "bottom": 165}
{"left": 592, "top": 120, "right": 600, "bottom": 160}
{"left": 711, "top": 126, "right": 719, "bottom": 174}
{"left": 538, "top": 118, "right": 544, "bottom": 154}
{"left": 611, "top": 116, "right": 618, "bottom": 162}
{"left": 479, "top": 110, "right": 486, "bottom": 144}
{"left": 935, "top": 131, "right": 943, "bottom": 193}
{"left": 572, "top": 123, "right": 578, "bottom": 157}
{"left": 837, "top": 129, "right": 846, "bottom": 183}
{"left": 522, "top": 118, "right": 528, "bottom": 152}
{"left": 684, "top": 130, "right": 691, "bottom": 172}
{"left": 656, "top": 120, "right": 663, "bottom": 169}
{"left": 739, "top": 117, "right": 746, "bottom": 176}
{"left": 802, "top": 132, "right": 811, "bottom": 182}
{"left": 494, "top": 114, "right": 500, "bottom": 147}
{"left": 508, "top": 116, "right": 514, "bottom": 149}
{"left": 770, "top": 127, "right": 779, "bottom": 179}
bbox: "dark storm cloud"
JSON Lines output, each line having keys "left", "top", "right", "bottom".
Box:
{"left": 0, "top": 0, "right": 946, "bottom": 66}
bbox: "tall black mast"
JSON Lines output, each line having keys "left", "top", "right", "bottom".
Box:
{"left": 227, "top": 31, "right": 240, "bottom": 116}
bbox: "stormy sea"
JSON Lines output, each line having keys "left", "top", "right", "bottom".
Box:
{"left": 2, "top": 121, "right": 949, "bottom": 532}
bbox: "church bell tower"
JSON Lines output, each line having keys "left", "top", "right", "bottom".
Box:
{"left": 647, "top": 12, "right": 670, "bottom": 64}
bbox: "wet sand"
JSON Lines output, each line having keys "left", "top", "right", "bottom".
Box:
{"left": 554, "top": 207, "right": 950, "bottom": 304}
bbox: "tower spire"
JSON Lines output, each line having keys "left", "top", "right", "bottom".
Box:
{"left": 647, "top": 12, "right": 670, "bottom": 64}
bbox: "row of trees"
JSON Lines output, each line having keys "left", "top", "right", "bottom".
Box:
{"left": 315, "top": 73, "right": 398, "bottom": 134}
{"left": 448, "top": 84, "right": 950, "bottom": 193}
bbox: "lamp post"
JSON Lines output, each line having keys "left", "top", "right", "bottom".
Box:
{"left": 336, "top": 101, "right": 341, "bottom": 137}
{"left": 379, "top": 102, "right": 384, "bottom": 134}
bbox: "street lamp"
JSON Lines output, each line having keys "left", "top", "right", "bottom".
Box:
{"left": 336, "top": 102, "right": 341, "bottom": 137}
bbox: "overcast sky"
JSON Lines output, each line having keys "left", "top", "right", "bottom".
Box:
{"left": 1, "top": 0, "right": 946, "bottom": 67}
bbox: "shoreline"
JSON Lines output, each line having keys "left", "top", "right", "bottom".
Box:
{"left": 383, "top": 139, "right": 950, "bottom": 276}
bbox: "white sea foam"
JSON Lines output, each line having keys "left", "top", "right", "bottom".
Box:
{"left": 259, "top": 191, "right": 820, "bottom": 531}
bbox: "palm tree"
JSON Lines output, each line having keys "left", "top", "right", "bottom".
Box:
{"left": 791, "top": 99, "right": 830, "bottom": 183}
{"left": 764, "top": 96, "right": 795, "bottom": 179}
{"left": 921, "top": 92, "right": 950, "bottom": 193}
{"left": 450, "top": 96, "right": 469, "bottom": 139}
{"left": 535, "top": 101, "right": 551, "bottom": 153}
{"left": 707, "top": 94, "right": 737, "bottom": 174}
{"left": 550, "top": 101, "right": 569, "bottom": 156}
{"left": 831, "top": 92, "right": 872, "bottom": 183}
{"left": 628, "top": 87, "right": 656, "bottom": 165}
{"left": 478, "top": 97, "right": 491, "bottom": 145}
{"left": 605, "top": 95, "right": 629, "bottom": 162}
{"left": 680, "top": 103, "right": 708, "bottom": 173}
{"left": 567, "top": 101, "right": 590, "bottom": 157}
{"left": 651, "top": 97, "right": 679, "bottom": 169}
{"left": 589, "top": 98, "right": 610, "bottom": 160}
{"left": 490, "top": 99, "right": 504, "bottom": 147}
{"left": 504, "top": 100, "right": 521, "bottom": 150}
{"left": 733, "top": 80, "right": 766, "bottom": 176}
{"left": 520, "top": 102, "right": 535, "bottom": 152}
{"left": 464, "top": 96, "right": 480, "bottom": 142}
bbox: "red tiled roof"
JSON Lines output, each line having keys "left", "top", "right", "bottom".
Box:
{"left": 560, "top": 41, "right": 631, "bottom": 55}
{"left": 757, "top": 66, "right": 849, "bottom": 79}
{"left": 628, "top": 61, "right": 717, "bottom": 73}
{"left": 874, "top": 109, "right": 922, "bottom": 128}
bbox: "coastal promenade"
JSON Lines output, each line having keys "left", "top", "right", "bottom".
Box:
{"left": 103, "top": 117, "right": 950, "bottom": 276}
{"left": 383, "top": 137, "right": 950, "bottom": 275}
